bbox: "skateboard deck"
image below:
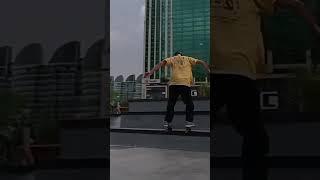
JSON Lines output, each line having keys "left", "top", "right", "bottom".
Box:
{"left": 165, "top": 126, "right": 193, "bottom": 135}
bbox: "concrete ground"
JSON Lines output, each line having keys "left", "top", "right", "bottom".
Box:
{"left": 1, "top": 148, "right": 320, "bottom": 180}
{"left": 110, "top": 146, "right": 210, "bottom": 180}
{"left": 2, "top": 116, "right": 320, "bottom": 180}
{"left": 110, "top": 145, "right": 320, "bottom": 180}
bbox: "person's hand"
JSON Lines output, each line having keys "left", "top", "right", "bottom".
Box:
{"left": 205, "top": 63, "right": 210, "bottom": 73}
{"left": 144, "top": 71, "right": 152, "bottom": 78}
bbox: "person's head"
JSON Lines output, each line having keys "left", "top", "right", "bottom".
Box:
{"left": 174, "top": 51, "right": 183, "bottom": 56}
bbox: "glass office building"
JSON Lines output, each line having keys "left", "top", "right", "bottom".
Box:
{"left": 144, "top": 0, "right": 210, "bottom": 82}
{"left": 263, "top": 0, "right": 319, "bottom": 65}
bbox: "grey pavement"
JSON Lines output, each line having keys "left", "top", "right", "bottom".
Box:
{"left": 110, "top": 146, "right": 210, "bottom": 180}
{"left": 110, "top": 116, "right": 320, "bottom": 179}
{"left": 110, "top": 146, "right": 320, "bottom": 180}
{"left": 3, "top": 111, "right": 320, "bottom": 179}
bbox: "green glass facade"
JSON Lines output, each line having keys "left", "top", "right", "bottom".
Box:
{"left": 144, "top": 0, "right": 210, "bottom": 82}
{"left": 263, "top": 0, "right": 319, "bottom": 65}
{"left": 172, "top": 0, "right": 210, "bottom": 81}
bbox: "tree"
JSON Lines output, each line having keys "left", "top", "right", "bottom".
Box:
{"left": 198, "top": 83, "right": 210, "bottom": 97}
{"left": 0, "top": 90, "right": 26, "bottom": 126}
{"left": 0, "top": 90, "right": 27, "bottom": 164}
{"left": 160, "top": 76, "right": 170, "bottom": 83}
{"left": 110, "top": 89, "right": 120, "bottom": 105}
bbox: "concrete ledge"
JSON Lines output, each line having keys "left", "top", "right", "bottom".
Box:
{"left": 120, "top": 111, "right": 209, "bottom": 115}
{"left": 111, "top": 122, "right": 320, "bottom": 156}
{"left": 118, "top": 114, "right": 209, "bottom": 129}
{"left": 110, "top": 128, "right": 210, "bottom": 137}
{"left": 110, "top": 132, "right": 210, "bottom": 152}
{"left": 128, "top": 97, "right": 209, "bottom": 102}
{"left": 214, "top": 123, "right": 320, "bottom": 156}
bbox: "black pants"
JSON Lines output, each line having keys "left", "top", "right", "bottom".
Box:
{"left": 165, "top": 85, "right": 194, "bottom": 123}
{"left": 211, "top": 74, "right": 270, "bottom": 180}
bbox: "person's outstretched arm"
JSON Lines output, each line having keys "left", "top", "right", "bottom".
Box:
{"left": 196, "top": 60, "right": 211, "bottom": 73}
{"left": 188, "top": 56, "right": 210, "bottom": 73}
{"left": 144, "top": 60, "right": 168, "bottom": 78}
{"left": 275, "top": 0, "right": 320, "bottom": 34}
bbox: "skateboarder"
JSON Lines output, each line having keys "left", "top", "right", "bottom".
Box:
{"left": 144, "top": 51, "right": 210, "bottom": 132}
{"left": 211, "top": 0, "right": 320, "bottom": 179}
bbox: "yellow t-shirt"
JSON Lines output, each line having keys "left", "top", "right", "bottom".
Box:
{"left": 211, "top": 0, "right": 275, "bottom": 79}
{"left": 164, "top": 55, "right": 199, "bottom": 87}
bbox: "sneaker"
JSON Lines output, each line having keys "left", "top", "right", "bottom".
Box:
{"left": 185, "top": 121, "right": 195, "bottom": 128}
{"left": 163, "top": 121, "right": 172, "bottom": 128}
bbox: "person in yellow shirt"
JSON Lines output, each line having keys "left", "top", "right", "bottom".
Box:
{"left": 144, "top": 51, "right": 210, "bottom": 131}
{"left": 211, "top": 0, "right": 320, "bottom": 179}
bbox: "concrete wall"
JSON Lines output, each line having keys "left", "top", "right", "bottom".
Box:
{"left": 128, "top": 99, "right": 210, "bottom": 112}
{"left": 111, "top": 78, "right": 320, "bottom": 157}
{"left": 111, "top": 123, "right": 320, "bottom": 156}
{"left": 60, "top": 128, "right": 107, "bottom": 159}
{"left": 110, "top": 133, "right": 209, "bottom": 152}
{"left": 119, "top": 114, "right": 209, "bottom": 130}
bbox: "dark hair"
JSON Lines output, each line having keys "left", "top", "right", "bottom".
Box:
{"left": 174, "top": 51, "right": 182, "bottom": 56}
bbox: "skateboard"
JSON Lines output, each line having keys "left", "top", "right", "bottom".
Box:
{"left": 185, "top": 127, "right": 192, "bottom": 134}
{"left": 164, "top": 125, "right": 192, "bottom": 135}
{"left": 164, "top": 125, "right": 173, "bottom": 133}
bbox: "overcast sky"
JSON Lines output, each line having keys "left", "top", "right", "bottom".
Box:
{"left": 0, "top": 0, "right": 105, "bottom": 62}
{"left": 0, "top": 0, "right": 143, "bottom": 78}
{"left": 110, "top": 0, "right": 145, "bottom": 78}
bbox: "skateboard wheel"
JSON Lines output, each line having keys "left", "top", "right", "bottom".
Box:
{"left": 166, "top": 126, "right": 172, "bottom": 132}
{"left": 185, "top": 128, "right": 191, "bottom": 134}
